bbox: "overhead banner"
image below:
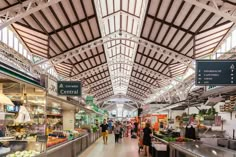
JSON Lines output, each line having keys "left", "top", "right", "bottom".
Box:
{"left": 196, "top": 60, "right": 236, "bottom": 86}
{"left": 57, "top": 81, "right": 82, "bottom": 96}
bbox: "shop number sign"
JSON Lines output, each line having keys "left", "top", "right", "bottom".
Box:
{"left": 57, "top": 81, "right": 82, "bottom": 96}
{"left": 196, "top": 60, "right": 236, "bottom": 86}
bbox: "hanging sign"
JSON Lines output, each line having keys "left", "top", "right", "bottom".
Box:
{"left": 86, "top": 96, "right": 94, "bottom": 105}
{"left": 196, "top": 60, "right": 236, "bottom": 86}
{"left": 57, "top": 81, "right": 82, "bottom": 96}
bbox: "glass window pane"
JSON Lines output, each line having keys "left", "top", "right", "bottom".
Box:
{"left": 222, "top": 43, "right": 226, "bottom": 52}
{"left": 14, "top": 37, "right": 19, "bottom": 52}
{"left": 8, "top": 30, "right": 14, "bottom": 48}
{"left": 226, "top": 36, "right": 231, "bottom": 51}
{"left": 19, "top": 44, "right": 23, "bottom": 55}
{"left": 27, "top": 54, "right": 32, "bottom": 61}
{"left": 2, "top": 27, "right": 8, "bottom": 44}
{"left": 232, "top": 30, "right": 236, "bottom": 48}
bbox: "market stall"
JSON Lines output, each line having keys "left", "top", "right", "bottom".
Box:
{"left": 0, "top": 68, "right": 47, "bottom": 157}
{"left": 0, "top": 72, "right": 103, "bottom": 157}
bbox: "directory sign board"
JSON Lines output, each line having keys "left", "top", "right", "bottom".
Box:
{"left": 57, "top": 81, "right": 82, "bottom": 96}
{"left": 196, "top": 60, "right": 236, "bottom": 86}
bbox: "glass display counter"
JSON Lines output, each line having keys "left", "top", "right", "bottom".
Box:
{"left": 169, "top": 142, "right": 236, "bottom": 157}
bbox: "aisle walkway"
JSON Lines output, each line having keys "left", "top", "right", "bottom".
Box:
{"left": 79, "top": 134, "right": 144, "bottom": 157}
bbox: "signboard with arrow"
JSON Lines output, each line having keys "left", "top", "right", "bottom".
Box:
{"left": 57, "top": 81, "right": 82, "bottom": 96}
{"left": 196, "top": 60, "right": 236, "bottom": 86}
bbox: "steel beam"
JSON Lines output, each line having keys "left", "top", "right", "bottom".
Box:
{"left": 67, "top": 64, "right": 108, "bottom": 80}
{"left": 184, "top": 0, "right": 236, "bottom": 23}
{"left": 34, "top": 31, "right": 193, "bottom": 70}
{"left": 83, "top": 77, "right": 111, "bottom": 88}
{"left": 0, "top": 0, "right": 62, "bottom": 29}
{"left": 96, "top": 94, "right": 143, "bottom": 105}
{"left": 102, "top": 10, "right": 140, "bottom": 21}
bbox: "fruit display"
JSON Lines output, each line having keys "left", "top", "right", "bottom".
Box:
{"left": 6, "top": 150, "right": 40, "bottom": 157}
{"left": 47, "top": 136, "right": 67, "bottom": 147}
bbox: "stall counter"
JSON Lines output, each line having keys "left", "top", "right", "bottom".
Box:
{"left": 170, "top": 142, "right": 236, "bottom": 157}
{"left": 46, "top": 132, "right": 100, "bottom": 157}
{"left": 19, "top": 132, "right": 101, "bottom": 157}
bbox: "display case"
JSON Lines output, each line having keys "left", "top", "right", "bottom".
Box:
{"left": 0, "top": 73, "right": 47, "bottom": 157}
{"left": 169, "top": 142, "right": 236, "bottom": 157}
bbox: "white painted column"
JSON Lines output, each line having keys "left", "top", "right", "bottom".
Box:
{"left": 63, "top": 110, "right": 75, "bottom": 130}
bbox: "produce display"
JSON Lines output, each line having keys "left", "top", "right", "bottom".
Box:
{"left": 163, "top": 137, "right": 192, "bottom": 142}
{"left": 5, "top": 123, "right": 44, "bottom": 140}
{"left": 6, "top": 150, "right": 40, "bottom": 157}
{"left": 47, "top": 129, "right": 87, "bottom": 147}
{"left": 47, "top": 136, "right": 67, "bottom": 147}
{"left": 75, "top": 128, "right": 89, "bottom": 134}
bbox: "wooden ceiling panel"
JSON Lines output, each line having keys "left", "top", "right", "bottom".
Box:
{"left": 72, "top": 0, "right": 86, "bottom": 19}
{"left": 73, "top": 24, "right": 87, "bottom": 44}
{"left": 89, "top": 18, "right": 100, "bottom": 39}
{"left": 168, "top": 30, "right": 185, "bottom": 49}
{"left": 155, "top": 24, "right": 169, "bottom": 43}
{"left": 65, "top": 27, "right": 79, "bottom": 46}
{"left": 175, "top": 33, "right": 192, "bottom": 51}
{"left": 51, "top": 3, "right": 69, "bottom": 26}
{"left": 50, "top": 34, "right": 67, "bottom": 51}
{"left": 165, "top": 0, "right": 183, "bottom": 23}
{"left": 190, "top": 12, "right": 212, "bottom": 32}
{"left": 81, "top": 21, "right": 93, "bottom": 41}
{"left": 61, "top": 0, "right": 77, "bottom": 23}
{"left": 41, "top": 7, "right": 61, "bottom": 30}
{"left": 156, "top": 0, "right": 172, "bottom": 20}
{"left": 33, "top": 11, "right": 52, "bottom": 33}
{"left": 173, "top": 2, "right": 193, "bottom": 27}
{"left": 142, "top": 17, "right": 153, "bottom": 38}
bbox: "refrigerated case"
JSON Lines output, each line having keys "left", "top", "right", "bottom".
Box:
{"left": 169, "top": 142, "right": 236, "bottom": 157}
{"left": 0, "top": 72, "right": 47, "bottom": 157}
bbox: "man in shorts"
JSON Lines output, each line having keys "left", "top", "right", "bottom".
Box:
{"left": 100, "top": 119, "right": 108, "bottom": 144}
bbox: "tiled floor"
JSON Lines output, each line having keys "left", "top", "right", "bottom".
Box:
{"left": 79, "top": 134, "right": 145, "bottom": 157}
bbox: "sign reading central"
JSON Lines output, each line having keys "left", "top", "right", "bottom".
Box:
{"left": 57, "top": 81, "right": 82, "bottom": 96}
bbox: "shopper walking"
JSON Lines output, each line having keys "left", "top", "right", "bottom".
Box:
{"left": 143, "top": 123, "right": 152, "bottom": 157}
{"left": 114, "top": 123, "right": 121, "bottom": 143}
{"left": 100, "top": 119, "right": 108, "bottom": 144}
{"left": 120, "top": 123, "right": 124, "bottom": 139}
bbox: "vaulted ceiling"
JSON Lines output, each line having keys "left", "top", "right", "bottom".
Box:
{"left": 0, "top": 0, "right": 235, "bottom": 109}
